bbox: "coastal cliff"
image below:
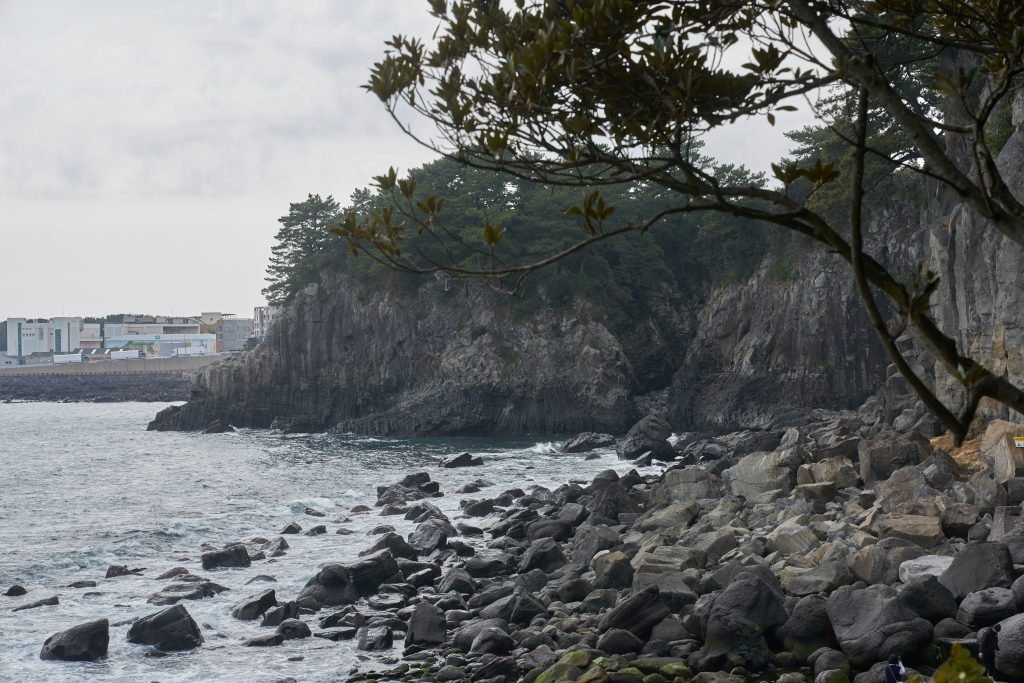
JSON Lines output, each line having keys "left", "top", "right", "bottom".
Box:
{"left": 150, "top": 96, "right": 1024, "bottom": 436}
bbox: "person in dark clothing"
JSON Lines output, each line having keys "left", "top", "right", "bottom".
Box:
{"left": 884, "top": 654, "right": 903, "bottom": 683}
{"left": 980, "top": 624, "right": 1002, "bottom": 679}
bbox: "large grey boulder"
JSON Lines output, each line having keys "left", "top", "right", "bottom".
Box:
{"left": 230, "top": 590, "right": 277, "bottom": 621}
{"left": 598, "top": 585, "right": 670, "bottom": 639}
{"left": 404, "top": 602, "right": 446, "bottom": 648}
{"left": 781, "top": 561, "right": 853, "bottom": 597}
{"left": 826, "top": 584, "right": 933, "bottom": 667}
{"left": 201, "top": 544, "right": 251, "bottom": 570}
{"left": 126, "top": 604, "right": 203, "bottom": 651}
{"left": 297, "top": 564, "right": 360, "bottom": 608}
{"left": 452, "top": 617, "right": 509, "bottom": 652}
{"left": 39, "top": 619, "right": 109, "bottom": 662}
{"left": 980, "top": 420, "right": 1024, "bottom": 484}
{"left": 778, "top": 595, "right": 831, "bottom": 661}
{"left": 518, "top": 537, "right": 566, "bottom": 573}
{"left": 562, "top": 432, "right": 616, "bottom": 453}
{"left": 956, "top": 587, "right": 1017, "bottom": 628}
{"left": 848, "top": 537, "right": 927, "bottom": 585}
{"left": 897, "top": 576, "right": 957, "bottom": 622}
{"left": 697, "top": 569, "right": 788, "bottom": 672}
{"left": 568, "top": 524, "right": 621, "bottom": 569}
{"left": 938, "top": 542, "right": 1015, "bottom": 600}
{"left": 347, "top": 549, "right": 399, "bottom": 596}
{"left": 654, "top": 468, "right": 724, "bottom": 504}
{"left": 722, "top": 448, "right": 800, "bottom": 499}
{"left": 897, "top": 555, "right": 953, "bottom": 584}
{"left": 995, "top": 612, "right": 1024, "bottom": 679}
{"left": 875, "top": 466, "right": 945, "bottom": 516}
{"left": 858, "top": 433, "right": 928, "bottom": 486}
{"left": 617, "top": 415, "right": 674, "bottom": 460}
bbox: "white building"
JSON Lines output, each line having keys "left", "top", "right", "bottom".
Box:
{"left": 102, "top": 332, "right": 218, "bottom": 357}
{"left": 5, "top": 318, "right": 83, "bottom": 357}
{"left": 253, "top": 305, "right": 281, "bottom": 340}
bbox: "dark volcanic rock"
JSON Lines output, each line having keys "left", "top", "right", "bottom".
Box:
{"left": 39, "top": 619, "right": 109, "bottom": 662}
{"left": 616, "top": 415, "right": 673, "bottom": 460}
{"left": 276, "top": 618, "right": 312, "bottom": 640}
{"left": 826, "top": 584, "right": 933, "bottom": 668}
{"left": 562, "top": 432, "right": 616, "bottom": 453}
{"left": 230, "top": 590, "right": 277, "bottom": 621}
{"left": 297, "top": 564, "right": 360, "bottom": 608}
{"left": 12, "top": 595, "right": 59, "bottom": 612}
{"left": 404, "top": 602, "right": 446, "bottom": 648}
{"left": 599, "top": 585, "right": 670, "bottom": 639}
{"left": 356, "top": 626, "right": 394, "bottom": 651}
{"left": 4, "top": 584, "right": 27, "bottom": 597}
{"left": 126, "top": 604, "right": 203, "bottom": 651}
{"left": 441, "top": 452, "right": 484, "bottom": 468}
{"left": 201, "top": 544, "right": 251, "bottom": 571}
{"left": 938, "top": 541, "right": 1015, "bottom": 600}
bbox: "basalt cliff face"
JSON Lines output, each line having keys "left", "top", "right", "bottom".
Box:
{"left": 151, "top": 97, "right": 1024, "bottom": 436}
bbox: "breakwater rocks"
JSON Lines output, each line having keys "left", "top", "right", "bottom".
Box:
{"left": 0, "top": 373, "right": 192, "bottom": 403}
{"left": 22, "top": 407, "right": 1024, "bottom": 682}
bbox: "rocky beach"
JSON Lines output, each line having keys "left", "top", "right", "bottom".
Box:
{"left": 14, "top": 393, "right": 1024, "bottom": 683}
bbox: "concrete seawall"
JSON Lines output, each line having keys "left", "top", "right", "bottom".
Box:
{"left": 0, "top": 356, "right": 221, "bottom": 401}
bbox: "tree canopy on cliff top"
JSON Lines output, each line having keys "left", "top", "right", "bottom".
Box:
{"left": 331, "top": 0, "right": 1024, "bottom": 443}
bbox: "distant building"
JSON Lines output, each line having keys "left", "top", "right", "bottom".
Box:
{"left": 5, "top": 317, "right": 83, "bottom": 357}
{"left": 253, "top": 305, "right": 281, "bottom": 340}
{"left": 0, "top": 353, "right": 18, "bottom": 367}
{"left": 192, "top": 312, "right": 253, "bottom": 352}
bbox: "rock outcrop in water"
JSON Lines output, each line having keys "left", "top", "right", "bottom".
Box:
{"left": 150, "top": 92, "right": 1024, "bottom": 436}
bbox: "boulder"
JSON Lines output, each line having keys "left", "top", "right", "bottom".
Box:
{"left": 39, "top": 619, "right": 109, "bottom": 662}
{"left": 781, "top": 561, "right": 853, "bottom": 597}
{"left": 360, "top": 532, "right": 418, "bottom": 561}
{"left": 405, "top": 602, "right": 446, "bottom": 647}
{"left": 452, "top": 617, "right": 509, "bottom": 652}
{"left": 276, "top": 619, "right": 311, "bottom": 640}
{"left": 826, "top": 584, "right": 933, "bottom": 667}
{"left": 568, "top": 525, "right": 620, "bottom": 569}
{"left": 617, "top": 415, "right": 673, "bottom": 460}
{"left": 348, "top": 550, "right": 399, "bottom": 596}
{"left": 261, "top": 601, "right": 301, "bottom": 627}
{"left": 697, "top": 569, "right": 788, "bottom": 671}
{"left": 638, "top": 502, "right": 699, "bottom": 532}
{"left": 897, "top": 555, "right": 953, "bottom": 584}
{"left": 597, "top": 628, "right": 644, "bottom": 655}
{"left": 356, "top": 626, "right": 393, "bottom": 651}
{"left": 897, "top": 576, "right": 957, "bottom": 621}
{"left": 779, "top": 595, "right": 831, "bottom": 661}
{"left": 849, "top": 537, "right": 927, "bottom": 585}
{"left": 654, "top": 468, "right": 723, "bottom": 504}
{"left": 297, "top": 564, "right": 360, "bottom": 608}
{"left": 766, "top": 518, "right": 820, "bottom": 556}
{"left": 876, "top": 514, "right": 944, "bottom": 548}
{"left": 938, "top": 542, "right": 1015, "bottom": 600}
{"left": 408, "top": 519, "right": 449, "bottom": 554}
{"left": 230, "top": 590, "right": 277, "bottom": 621}
{"left": 723, "top": 449, "right": 799, "bottom": 498}
{"left": 599, "top": 585, "right": 670, "bottom": 639}
{"left": 126, "top": 604, "right": 202, "bottom": 651}
{"left": 956, "top": 587, "right": 1017, "bottom": 627}
{"left": 438, "top": 568, "right": 476, "bottom": 594}
{"left": 519, "top": 537, "right": 567, "bottom": 574}
{"left": 440, "top": 452, "right": 483, "bottom": 468}
{"left": 593, "top": 551, "right": 634, "bottom": 589}
{"left": 980, "top": 420, "right": 1024, "bottom": 484}
{"left": 526, "top": 519, "right": 574, "bottom": 542}
{"left": 469, "top": 626, "right": 515, "bottom": 655}
{"left": 200, "top": 544, "right": 251, "bottom": 570}
{"left": 858, "top": 432, "right": 929, "bottom": 486}
{"left": 874, "top": 467, "right": 945, "bottom": 515}
{"left": 562, "top": 432, "right": 616, "bottom": 453}
{"left": 995, "top": 612, "right": 1024, "bottom": 679}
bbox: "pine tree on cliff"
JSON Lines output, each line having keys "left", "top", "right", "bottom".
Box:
{"left": 263, "top": 194, "right": 340, "bottom": 306}
{"left": 330, "top": 0, "right": 1024, "bottom": 444}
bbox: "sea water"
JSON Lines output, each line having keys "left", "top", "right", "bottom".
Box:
{"left": 0, "top": 402, "right": 643, "bottom": 682}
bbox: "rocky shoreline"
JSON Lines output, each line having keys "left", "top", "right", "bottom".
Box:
{"left": 10, "top": 398, "right": 1024, "bottom": 683}
{"left": 0, "top": 373, "right": 192, "bottom": 403}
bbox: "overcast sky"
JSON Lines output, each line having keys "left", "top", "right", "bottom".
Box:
{"left": 0, "top": 1, "right": 809, "bottom": 320}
